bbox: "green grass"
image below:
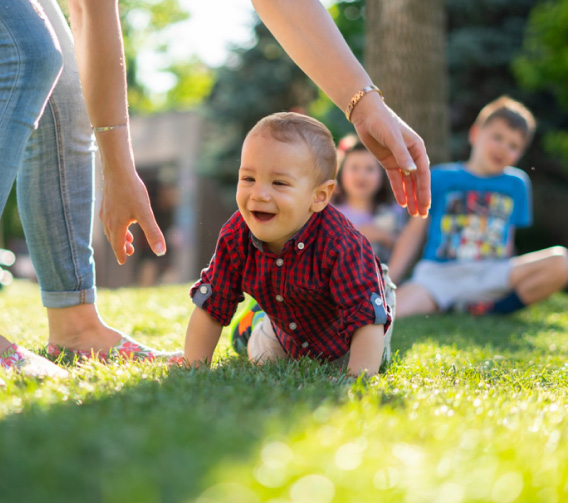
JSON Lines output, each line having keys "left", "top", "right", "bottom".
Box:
{"left": 1, "top": 280, "right": 568, "bottom": 503}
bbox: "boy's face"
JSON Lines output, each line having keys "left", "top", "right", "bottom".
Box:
{"left": 468, "top": 118, "right": 527, "bottom": 176}
{"left": 237, "top": 132, "right": 335, "bottom": 254}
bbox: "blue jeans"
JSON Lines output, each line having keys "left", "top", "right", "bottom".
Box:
{"left": 0, "top": 0, "right": 96, "bottom": 308}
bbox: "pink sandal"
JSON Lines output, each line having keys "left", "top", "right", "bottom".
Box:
{"left": 1, "top": 343, "right": 68, "bottom": 378}
{"left": 47, "top": 335, "right": 183, "bottom": 364}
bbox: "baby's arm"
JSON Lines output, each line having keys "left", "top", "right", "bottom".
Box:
{"left": 184, "top": 307, "right": 223, "bottom": 368}
{"left": 347, "top": 324, "right": 385, "bottom": 377}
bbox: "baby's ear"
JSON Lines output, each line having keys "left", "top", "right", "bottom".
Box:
{"left": 311, "top": 180, "right": 336, "bottom": 213}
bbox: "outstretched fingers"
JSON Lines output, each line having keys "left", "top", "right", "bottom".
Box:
{"left": 138, "top": 208, "right": 167, "bottom": 258}
{"left": 407, "top": 139, "right": 431, "bottom": 217}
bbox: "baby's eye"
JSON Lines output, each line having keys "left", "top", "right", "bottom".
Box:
{"left": 241, "top": 176, "right": 255, "bottom": 182}
{"left": 273, "top": 180, "right": 289, "bottom": 186}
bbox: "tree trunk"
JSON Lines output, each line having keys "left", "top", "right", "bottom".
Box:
{"left": 365, "top": 0, "right": 450, "bottom": 164}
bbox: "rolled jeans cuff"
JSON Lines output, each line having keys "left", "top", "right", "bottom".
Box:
{"left": 41, "top": 287, "right": 96, "bottom": 308}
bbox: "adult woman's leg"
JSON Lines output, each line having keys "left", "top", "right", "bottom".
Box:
{"left": 0, "top": 0, "right": 62, "bottom": 228}
{"left": 0, "top": 0, "right": 66, "bottom": 375}
{"left": 18, "top": 0, "right": 175, "bottom": 359}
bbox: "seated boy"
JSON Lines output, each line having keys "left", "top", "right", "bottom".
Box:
{"left": 389, "top": 96, "right": 568, "bottom": 317}
{"left": 184, "top": 112, "right": 393, "bottom": 376}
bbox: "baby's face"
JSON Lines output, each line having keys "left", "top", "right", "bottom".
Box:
{"left": 237, "top": 132, "right": 320, "bottom": 254}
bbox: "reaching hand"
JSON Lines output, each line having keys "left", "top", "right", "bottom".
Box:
{"left": 99, "top": 170, "right": 166, "bottom": 265}
{"left": 351, "top": 94, "right": 431, "bottom": 217}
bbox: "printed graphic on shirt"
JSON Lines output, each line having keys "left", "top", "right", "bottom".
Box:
{"left": 436, "top": 190, "right": 514, "bottom": 260}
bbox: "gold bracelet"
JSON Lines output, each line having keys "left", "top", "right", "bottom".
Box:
{"left": 92, "top": 124, "right": 128, "bottom": 133}
{"left": 345, "top": 84, "right": 384, "bottom": 122}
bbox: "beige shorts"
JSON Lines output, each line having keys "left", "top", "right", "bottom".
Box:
{"left": 247, "top": 315, "right": 287, "bottom": 363}
{"left": 409, "top": 259, "right": 512, "bottom": 311}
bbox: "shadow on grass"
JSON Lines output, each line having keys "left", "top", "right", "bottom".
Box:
{"left": 0, "top": 356, "right": 401, "bottom": 503}
{"left": 392, "top": 294, "right": 568, "bottom": 359}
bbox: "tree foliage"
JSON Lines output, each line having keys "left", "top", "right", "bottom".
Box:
{"left": 514, "top": 0, "right": 568, "bottom": 166}
{"left": 445, "top": 0, "right": 539, "bottom": 160}
{"left": 56, "top": 0, "right": 212, "bottom": 113}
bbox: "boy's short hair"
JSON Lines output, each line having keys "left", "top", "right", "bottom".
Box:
{"left": 475, "top": 96, "right": 536, "bottom": 145}
{"left": 247, "top": 112, "right": 337, "bottom": 183}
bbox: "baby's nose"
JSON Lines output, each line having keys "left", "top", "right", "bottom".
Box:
{"left": 251, "top": 185, "right": 271, "bottom": 201}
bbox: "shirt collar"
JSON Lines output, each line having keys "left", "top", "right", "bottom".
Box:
{"left": 249, "top": 210, "right": 323, "bottom": 255}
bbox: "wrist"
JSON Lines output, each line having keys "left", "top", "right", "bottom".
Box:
{"left": 345, "top": 84, "right": 385, "bottom": 123}
{"left": 350, "top": 90, "right": 389, "bottom": 128}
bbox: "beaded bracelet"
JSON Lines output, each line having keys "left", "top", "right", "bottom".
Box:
{"left": 92, "top": 124, "right": 128, "bottom": 133}
{"left": 345, "top": 84, "right": 384, "bottom": 123}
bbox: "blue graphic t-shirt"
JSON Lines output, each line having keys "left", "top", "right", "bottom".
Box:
{"left": 423, "top": 163, "right": 532, "bottom": 262}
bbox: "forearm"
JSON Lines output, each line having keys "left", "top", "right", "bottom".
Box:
{"left": 252, "top": 0, "right": 372, "bottom": 109}
{"left": 347, "top": 324, "right": 384, "bottom": 377}
{"left": 67, "top": 0, "right": 134, "bottom": 174}
{"left": 388, "top": 217, "right": 428, "bottom": 283}
{"left": 184, "top": 307, "right": 223, "bottom": 368}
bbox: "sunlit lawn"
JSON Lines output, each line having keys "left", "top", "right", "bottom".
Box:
{"left": 1, "top": 280, "right": 568, "bottom": 503}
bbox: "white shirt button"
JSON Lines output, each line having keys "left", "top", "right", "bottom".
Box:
{"left": 200, "top": 286, "right": 208, "bottom": 294}
{"left": 289, "top": 322, "right": 297, "bottom": 330}
{"left": 301, "top": 342, "right": 309, "bottom": 349}
{"left": 374, "top": 298, "right": 382, "bottom": 306}
{"left": 297, "top": 242, "right": 305, "bottom": 250}
{"left": 276, "top": 258, "right": 284, "bottom": 266}
{"left": 276, "top": 294, "right": 284, "bottom": 302}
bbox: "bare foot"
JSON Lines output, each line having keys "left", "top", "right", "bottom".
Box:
{"left": 47, "top": 303, "right": 180, "bottom": 361}
{"left": 47, "top": 304, "right": 123, "bottom": 354}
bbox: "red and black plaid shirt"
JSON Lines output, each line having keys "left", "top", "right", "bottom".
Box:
{"left": 190, "top": 204, "right": 392, "bottom": 361}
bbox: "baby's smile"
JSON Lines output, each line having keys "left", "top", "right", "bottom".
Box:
{"left": 251, "top": 211, "right": 276, "bottom": 222}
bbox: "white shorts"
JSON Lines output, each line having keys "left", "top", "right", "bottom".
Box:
{"left": 409, "top": 259, "right": 513, "bottom": 311}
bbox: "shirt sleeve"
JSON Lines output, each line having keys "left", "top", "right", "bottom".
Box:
{"left": 511, "top": 171, "right": 532, "bottom": 228}
{"left": 189, "top": 216, "right": 245, "bottom": 326}
{"left": 328, "top": 233, "right": 392, "bottom": 345}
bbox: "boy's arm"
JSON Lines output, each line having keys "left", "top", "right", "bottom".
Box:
{"left": 184, "top": 307, "right": 223, "bottom": 368}
{"left": 251, "top": 0, "right": 430, "bottom": 217}
{"left": 387, "top": 216, "right": 429, "bottom": 284}
{"left": 347, "top": 324, "right": 385, "bottom": 377}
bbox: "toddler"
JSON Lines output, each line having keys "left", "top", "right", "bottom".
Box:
{"left": 185, "top": 112, "right": 394, "bottom": 376}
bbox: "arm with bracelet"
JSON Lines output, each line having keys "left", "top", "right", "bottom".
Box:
{"left": 67, "top": 0, "right": 166, "bottom": 264}
{"left": 252, "top": 0, "right": 431, "bottom": 217}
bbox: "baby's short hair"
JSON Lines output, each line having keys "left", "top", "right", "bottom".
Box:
{"left": 475, "top": 96, "right": 536, "bottom": 146}
{"left": 247, "top": 112, "right": 337, "bottom": 183}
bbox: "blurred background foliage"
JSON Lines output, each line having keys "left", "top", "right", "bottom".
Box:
{"left": 2, "top": 0, "right": 567, "bottom": 253}
{"left": 514, "top": 0, "right": 568, "bottom": 165}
